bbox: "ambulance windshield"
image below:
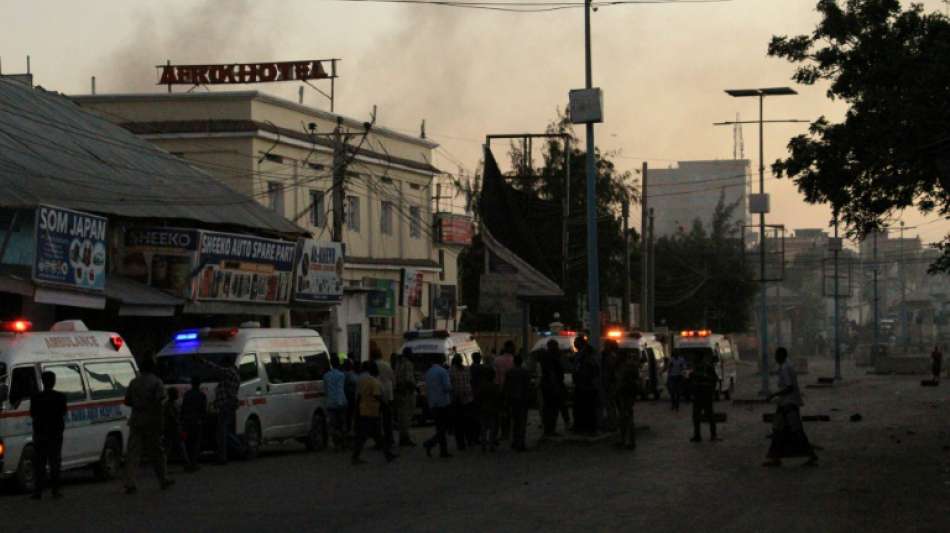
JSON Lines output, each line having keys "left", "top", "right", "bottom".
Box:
{"left": 157, "top": 353, "right": 237, "bottom": 385}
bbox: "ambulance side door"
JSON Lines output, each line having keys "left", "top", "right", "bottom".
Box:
{"left": 41, "top": 362, "right": 92, "bottom": 466}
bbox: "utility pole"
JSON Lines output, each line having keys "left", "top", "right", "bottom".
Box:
{"left": 582, "top": 0, "right": 602, "bottom": 346}
{"left": 331, "top": 117, "right": 346, "bottom": 243}
{"left": 833, "top": 211, "right": 841, "bottom": 381}
{"left": 719, "top": 86, "right": 800, "bottom": 396}
{"left": 563, "top": 142, "right": 571, "bottom": 286}
{"left": 640, "top": 162, "right": 649, "bottom": 331}
{"left": 622, "top": 195, "right": 631, "bottom": 328}
{"left": 900, "top": 220, "right": 908, "bottom": 353}
{"left": 873, "top": 230, "right": 880, "bottom": 351}
{"left": 648, "top": 207, "right": 656, "bottom": 330}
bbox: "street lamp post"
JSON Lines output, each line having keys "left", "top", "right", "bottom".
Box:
{"left": 583, "top": 0, "right": 601, "bottom": 347}
{"left": 722, "top": 87, "right": 797, "bottom": 396}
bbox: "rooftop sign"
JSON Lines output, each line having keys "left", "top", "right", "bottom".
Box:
{"left": 157, "top": 59, "right": 337, "bottom": 86}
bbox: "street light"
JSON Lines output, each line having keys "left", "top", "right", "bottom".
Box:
{"left": 723, "top": 86, "right": 797, "bottom": 396}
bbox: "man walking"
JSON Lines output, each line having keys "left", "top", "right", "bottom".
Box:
{"left": 540, "top": 339, "right": 566, "bottom": 437}
{"left": 394, "top": 348, "right": 417, "bottom": 447}
{"left": 494, "top": 341, "right": 516, "bottom": 440}
{"left": 180, "top": 376, "right": 207, "bottom": 472}
{"left": 371, "top": 349, "right": 395, "bottom": 448}
{"left": 423, "top": 359, "right": 453, "bottom": 458}
{"left": 690, "top": 350, "right": 719, "bottom": 443}
{"left": 30, "top": 370, "right": 67, "bottom": 499}
{"left": 504, "top": 354, "right": 532, "bottom": 452}
{"left": 469, "top": 352, "right": 483, "bottom": 444}
{"left": 124, "top": 355, "right": 173, "bottom": 494}
{"left": 351, "top": 361, "right": 396, "bottom": 465}
{"left": 324, "top": 356, "right": 348, "bottom": 451}
{"left": 764, "top": 347, "right": 818, "bottom": 467}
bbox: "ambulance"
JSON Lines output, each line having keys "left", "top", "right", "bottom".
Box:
{"left": 0, "top": 319, "right": 136, "bottom": 492}
{"left": 398, "top": 330, "right": 482, "bottom": 421}
{"left": 156, "top": 324, "right": 332, "bottom": 459}
{"left": 672, "top": 330, "right": 739, "bottom": 400}
{"left": 605, "top": 329, "right": 668, "bottom": 400}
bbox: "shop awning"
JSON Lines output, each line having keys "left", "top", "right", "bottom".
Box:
{"left": 105, "top": 276, "right": 185, "bottom": 317}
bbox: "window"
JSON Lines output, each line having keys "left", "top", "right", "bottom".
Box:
{"left": 238, "top": 354, "right": 259, "bottom": 382}
{"left": 156, "top": 353, "right": 237, "bottom": 385}
{"left": 381, "top": 201, "right": 394, "bottom": 235}
{"left": 264, "top": 153, "right": 284, "bottom": 164}
{"left": 267, "top": 181, "right": 284, "bottom": 215}
{"left": 302, "top": 352, "right": 332, "bottom": 380}
{"left": 345, "top": 196, "right": 360, "bottom": 232}
{"left": 308, "top": 162, "right": 325, "bottom": 171}
{"left": 9, "top": 366, "right": 39, "bottom": 407}
{"left": 85, "top": 361, "right": 136, "bottom": 400}
{"left": 409, "top": 206, "right": 422, "bottom": 239}
{"left": 438, "top": 249, "right": 446, "bottom": 281}
{"left": 310, "top": 190, "right": 325, "bottom": 228}
{"left": 43, "top": 364, "right": 87, "bottom": 402}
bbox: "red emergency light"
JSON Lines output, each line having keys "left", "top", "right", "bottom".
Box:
{"left": 680, "top": 330, "right": 711, "bottom": 338}
{"left": 605, "top": 329, "right": 623, "bottom": 339}
{"left": 559, "top": 330, "right": 577, "bottom": 337}
{"left": 1, "top": 320, "right": 32, "bottom": 333}
{"left": 206, "top": 327, "right": 239, "bottom": 340}
{"left": 110, "top": 335, "right": 125, "bottom": 351}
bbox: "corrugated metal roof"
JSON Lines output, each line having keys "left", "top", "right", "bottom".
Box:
{"left": 0, "top": 79, "right": 306, "bottom": 237}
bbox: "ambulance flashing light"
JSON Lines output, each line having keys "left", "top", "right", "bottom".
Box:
{"left": 0, "top": 319, "right": 32, "bottom": 333}
{"left": 679, "top": 329, "right": 712, "bottom": 338}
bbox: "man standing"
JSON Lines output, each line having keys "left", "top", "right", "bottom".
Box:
{"left": 599, "top": 340, "right": 620, "bottom": 432}
{"left": 30, "top": 371, "right": 67, "bottom": 499}
{"left": 690, "top": 350, "right": 719, "bottom": 443}
{"left": 494, "top": 341, "right": 516, "bottom": 440}
{"left": 667, "top": 350, "right": 688, "bottom": 411}
{"left": 572, "top": 337, "right": 599, "bottom": 435}
{"left": 469, "top": 352, "right": 483, "bottom": 444}
{"left": 323, "top": 356, "right": 348, "bottom": 451}
{"left": 423, "top": 359, "right": 453, "bottom": 459}
{"left": 503, "top": 354, "right": 532, "bottom": 452}
{"left": 180, "top": 376, "right": 207, "bottom": 472}
{"left": 615, "top": 350, "right": 640, "bottom": 450}
{"left": 371, "top": 349, "right": 395, "bottom": 448}
{"left": 449, "top": 353, "right": 474, "bottom": 451}
{"left": 764, "top": 347, "right": 818, "bottom": 467}
{"left": 351, "top": 361, "right": 396, "bottom": 465}
{"left": 124, "top": 356, "right": 173, "bottom": 494}
{"left": 931, "top": 345, "right": 943, "bottom": 383}
{"left": 394, "top": 348, "right": 417, "bottom": 447}
{"left": 197, "top": 356, "right": 241, "bottom": 464}
{"left": 540, "top": 339, "right": 566, "bottom": 437}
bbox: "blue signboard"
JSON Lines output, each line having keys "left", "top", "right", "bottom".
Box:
{"left": 294, "top": 239, "right": 344, "bottom": 304}
{"left": 33, "top": 205, "right": 108, "bottom": 292}
{"left": 195, "top": 231, "right": 297, "bottom": 303}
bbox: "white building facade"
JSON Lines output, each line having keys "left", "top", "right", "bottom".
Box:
{"left": 649, "top": 159, "right": 751, "bottom": 238}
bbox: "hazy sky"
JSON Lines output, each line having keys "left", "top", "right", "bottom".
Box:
{"left": 2, "top": 0, "right": 948, "bottom": 245}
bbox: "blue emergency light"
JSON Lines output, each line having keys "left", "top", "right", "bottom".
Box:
{"left": 175, "top": 331, "right": 199, "bottom": 342}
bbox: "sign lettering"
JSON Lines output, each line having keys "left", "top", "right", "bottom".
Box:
{"left": 158, "top": 60, "right": 335, "bottom": 86}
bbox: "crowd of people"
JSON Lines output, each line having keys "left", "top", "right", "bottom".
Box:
{"left": 25, "top": 336, "right": 821, "bottom": 499}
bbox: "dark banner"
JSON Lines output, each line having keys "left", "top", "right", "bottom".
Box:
{"left": 33, "top": 205, "right": 108, "bottom": 292}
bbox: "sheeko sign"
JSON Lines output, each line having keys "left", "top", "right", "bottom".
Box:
{"left": 157, "top": 59, "right": 337, "bottom": 86}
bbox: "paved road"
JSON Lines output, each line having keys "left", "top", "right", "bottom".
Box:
{"left": 4, "top": 359, "right": 950, "bottom": 532}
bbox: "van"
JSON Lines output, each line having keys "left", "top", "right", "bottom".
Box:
{"left": 673, "top": 330, "right": 739, "bottom": 400}
{"left": 398, "top": 330, "right": 482, "bottom": 419}
{"left": 0, "top": 319, "right": 136, "bottom": 492}
{"left": 528, "top": 330, "right": 585, "bottom": 390}
{"left": 156, "top": 325, "right": 332, "bottom": 459}
{"left": 608, "top": 330, "right": 668, "bottom": 400}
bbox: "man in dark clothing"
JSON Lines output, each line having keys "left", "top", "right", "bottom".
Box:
{"left": 180, "top": 376, "right": 207, "bottom": 472}
{"left": 615, "top": 351, "right": 640, "bottom": 450}
{"left": 469, "top": 352, "right": 483, "bottom": 444}
{"left": 690, "top": 351, "right": 719, "bottom": 443}
{"left": 197, "top": 356, "right": 240, "bottom": 464}
{"left": 30, "top": 371, "right": 67, "bottom": 499}
{"left": 504, "top": 355, "right": 532, "bottom": 451}
{"left": 163, "top": 387, "right": 190, "bottom": 469}
{"left": 540, "top": 339, "right": 566, "bottom": 437}
{"left": 124, "top": 355, "right": 173, "bottom": 494}
{"left": 572, "top": 337, "right": 600, "bottom": 435}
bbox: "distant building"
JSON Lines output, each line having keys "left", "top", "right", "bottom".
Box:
{"left": 785, "top": 228, "right": 829, "bottom": 262}
{"left": 649, "top": 160, "right": 750, "bottom": 237}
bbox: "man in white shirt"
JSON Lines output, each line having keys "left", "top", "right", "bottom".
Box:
{"left": 763, "top": 347, "right": 817, "bottom": 467}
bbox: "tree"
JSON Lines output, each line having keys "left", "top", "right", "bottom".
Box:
{"left": 768, "top": 0, "right": 950, "bottom": 269}
{"left": 653, "top": 192, "right": 756, "bottom": 332}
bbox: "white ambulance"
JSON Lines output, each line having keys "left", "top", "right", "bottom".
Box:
{"left": 673, "top": 330, "right": 739, "bottom": 400}
{"left": 155, "top": 324, "right": 332, "bottom": 459}
{"left": 0, "top": 319, "right": 136, "bottom": 492}
{"left": 606, "top": 329, "right": 668, "bottom": 400}
{"left": 398, "top": 330, "right": 482, "bottom": 421}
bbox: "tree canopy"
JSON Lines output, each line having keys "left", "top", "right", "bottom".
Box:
{"left": 768, "top": 0, "right": 950, "bottom": 268}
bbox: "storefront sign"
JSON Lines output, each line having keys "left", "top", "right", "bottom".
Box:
{"left": 432, "top": 284, "right": 457, "bottom": 319}
{"left": 402, "top": 268, "right": 424, "bottom": 307}
{"left": 294, "top": 240, "right": 344, "bottom": 304}
{"left": 194, "top": 231, "right": 296, "bottom": 304}
{"left": 120, "top": 227, "right": 199, "bottom": 298}
{"left": 435, "top": 213, "right": 474, "bottom": 246}
{"left": 366, "top": 278, "right": 397, "bottom": 318}
{"left": 33, "top": 205, "right": 108, "bottom": 292}
{"left": 158, "top": 59, "right": 336, "bottom": 86}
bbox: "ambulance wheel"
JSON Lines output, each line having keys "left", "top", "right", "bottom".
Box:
{"left": 243, "top": 418, "right": 262, "bottom": 460}
{"left": 305, "top": 411, "right": 328, "bottom": 451}
{"left": 16, "top": 445, "right": 36, "bottom": 493}
{"left": 93, "top": 435, "right": 122, "bottom": 481}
